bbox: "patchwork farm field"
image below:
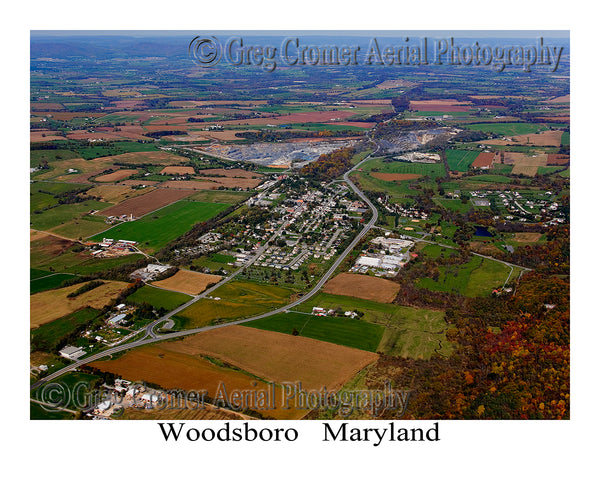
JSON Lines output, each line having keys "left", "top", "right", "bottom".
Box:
{"left": 296, "top": 292, "right": 452, "bottom": 359}
{"left": 171, "top": 281, "right": 293, "bottom": 329}
{"left": 30, "top": 272, "right": 77, "bottom": 294}
{"left": 247, "top": 312, "right": 385, "bottom": 352}
{"left": 159, "top": 325, "right": 378, "bottom": 391}
{"left": 30, "top": 307, "right": 101, "bottom": 351}
{"left": 445, "top": 149, "right": 480, "bottom": 172}
{"left": 151, "top": 270, "right": 222, "bottom": 295}
{"left": 323, "top": 273, "right": 400, "bottom": 303}
{"left": 30, "top": 280, "right": 129, "bottom": 327}
{"left": 91, "top": 200, "right": 230, "bottom": 252}
{"left": 30, "top": 199, "right": 110, "bottom": 232}
{"left": 126, "top": 285, "right": 192, "bottom": 311}
{"left": 99, "top": 187, "right": 193, "bottom": 218}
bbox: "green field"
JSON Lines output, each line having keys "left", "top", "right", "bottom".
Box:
{"left": 171, "top": 280, "right": 293, "bottom": 330}
{"left": 126, "top": 285, "right": 192, "bottom": 311}
{"left": 445, "top": 149, "right": 480, "bottom": 172}
{"left": 30, "top": 149, "right": 81, "bottom": 168}
{"left": 30, "top": 401, "right": 76, "bottom": 420}
{"left": 30, "top": 307, "right": 101, "bottom": 352}
{"left": 30, "top": 181, "right": 91, "bottom": 213}
{"left": 30, "top": 273, "right": 77, "bottom": 294}
{"left": 561, "top": 131, "right": 570, "bottom": 146}
{"left": 417, "top": 255, "right": 515, "bottom": 296}
{"left": 363, "top": 157, "right": 447, "bottom": 179}
{"left": 292, "top": 292, "right": 453, "bottom": 359}
{"left": 434, "top": 197, "right": 473, "bottom": 214}
{"left": 90, "top": 200, "right": 230, "bottom": 252}
{"left": 49, "top": 215, "right": 111, "bottom": 239}
{"left": 464, "top": 122, "right": 546, "bottom": 136}
{"left": 30, "top": 199, "right": 110, "bottom": 231}
{"left": 247, "top": 312, "right": 385, "bottom": 352}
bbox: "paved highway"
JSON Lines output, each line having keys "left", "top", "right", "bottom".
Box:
{"left": 31, "top": 148, "right": 380, "bottom": 391}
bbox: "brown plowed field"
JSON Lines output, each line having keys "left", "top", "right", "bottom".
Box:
{"left": 162, "top": 180, "right": 219, "bottom": 190}
{"left": 513, "top": 232, "right": 543, "bottom": 243}
{"left": 472, "top": 152, "right": 497, "bottom": 168}
{"left": 30, "top": 130, "right": 65, "bottom": 142}
{"left": 99, "top": 188, "right": 193, "bottom": 217}
{"left": 371, "top": 173, "right": 422, "bottom": 181}
{"left": 152, "top": 270, "right": 222, "bottom": 295}
{"left": 547, "top": 154, "right": 570, "bottom": 165}
{"left": 159, "top": 166, "right": 196, "bottom": 175}
{"left": 86, "top": 185, "right": 153, "bottom": 204}
{"left": 323, "top": 273, "right": 400, "bottom": 303}
{"left": 159, "top": 325, "right": 378, "bottom": 391}
{"left": 95, "top": 169, "right": 138, "bottom": 182}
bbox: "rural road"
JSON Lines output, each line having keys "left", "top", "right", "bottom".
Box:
{"left": 30, "top": 148, "right": 380, "bottom": 391}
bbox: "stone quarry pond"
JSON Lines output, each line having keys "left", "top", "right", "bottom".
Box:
{"left": 474, "top": 226, "right": 493, "bottom": 237}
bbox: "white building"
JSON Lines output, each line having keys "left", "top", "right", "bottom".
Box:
{"left": 59, "top": 345, "right": 86, "bottom": 361}
{"left": 356, "top": 256, "right": 381, "bottom": 268}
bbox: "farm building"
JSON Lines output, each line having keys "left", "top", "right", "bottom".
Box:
{"left": 357, "top": 256, "right": 381, "bottom": 268}
{"left": 59, "top": 345, "right": 86, "bottom": 360}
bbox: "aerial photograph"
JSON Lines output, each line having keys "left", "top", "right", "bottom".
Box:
{"left": 29, "top": 30, "right": 570, "bottom": 422}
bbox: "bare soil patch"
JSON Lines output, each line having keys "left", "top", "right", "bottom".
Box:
{"left": 162, "top": 180, "right": 220, "bottom": 190}
{"left": 152, "top": 270, "right": 222, "bottom": 295}
{"left": 513, "top": 232, "right": 543, "bottom": 243}
{"left": 95, "top": 169, "right": 138, "bottom": 182}
{"left": 323, "top": 272, "right": 401, "bottom": 303}
{"left": 99, "top": 188, "right": 193, "bottom": 217}
{"left": 547, "top": 154, "right": 570, "bottom": 165}
{"left": 159, "top": 166, "right": 196, "bottom": 175}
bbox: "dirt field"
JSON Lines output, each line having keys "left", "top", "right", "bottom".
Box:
{"left": 30, "top": 281, "right": 130, "bottom": 328}
{"left": 511, "top": 165, "right": 540, "bottom": 176}
{"left": 92, "top": 151, "right": 190, "bottom": 165}
{"left": 547, "top": 154, "right": 570, "bottom": 165}
{"left": 99, "top": 188, "right": 193, "bottom": 218}
{"left": 86, "top": 184, "right": 154, "bottom": 204}
{"left": 544, "top": 94, "right": 570, "bottom": 104}
{"left": 162, "top": 180, "right": 220, "bottom": 190}
{"left": 161, "top": 325, "right": 378, "bottom": 392}
{"left": 472, "top": 152, "right": 498, "bottom": 168}
{"left": 409, "top": 99, "right": 472, "bottom": 112}
{"left": 513, "top": 232, "right": 543, "bottom": 243}
{"left": 482, "top": 130, "right": 563, "bottom": 147}
{"left": 30, "top": 130, "right": 67, "bottom": 142}
{"left": 197, "top": 176, "right": 264, "bottom": 189}
{"left": 94, "top": 169, "right": 138, "bottom": 182}
{"left": 159, "top": 166, "right": 196, "bottom": 175}
{"left": 152, "top": 270, "right": 222, "bottom": 295}
{"left": 323, "top": 273, "right": 401, "bottom": 303}
{"left": 504, "top": 152, "right": 548, "bottom": 166}
{"left": 30, "top": 229, "right": 74, "bottom": 255}
{"left": 370, "top": 172, "right": 422, "bottom": 181}
{"left": 89, "top": 344, "right": 304, "bottom": 419}
{"left": 199, "top": 168, "right": 263, "bottom": 179}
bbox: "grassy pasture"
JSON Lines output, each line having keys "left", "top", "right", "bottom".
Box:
{"left": 30, "top": 307, "right": 101, "bottom": 352}
{"left": 445, "top": 149, "right": 479, "bottom": 172}
{"left": 126, "top": 285, "right": 192, "bottom": 311}
{"left": 30, "top": 273, "right": 77, "bottom": 294}
{"left": 464, "top": 122, "right": 546, "bottom": 136}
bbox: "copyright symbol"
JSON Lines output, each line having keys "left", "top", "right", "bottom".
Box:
{"left": 188, "top": 36, "right": 222, "bottom": 67}
{"left": 37, "top": 382, "right": 70, "bottom": 411}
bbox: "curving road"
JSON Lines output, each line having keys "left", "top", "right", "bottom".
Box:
{"left": 31, "top": 148, "right": 380, "bottom": 391}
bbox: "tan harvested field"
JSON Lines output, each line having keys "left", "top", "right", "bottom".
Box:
{"left": 31, "top": 102, "right": 64, "bottom": 110}
{"left": 99, "top": 188, "right": 193, "bottom": 217}
{"left": 30, "top": 281, "right": 130, "bottom": 328}
{"left": 30, "top": 130, "right": 66, "bottom": 142}
{"left": 42, "top": 112, "right": 107, "bottom": 121}
{"left": 199, "top": 168, "right": 263, "bottom": 179}
{"left": 409, "top": 99, "right": 472, "bottom": 112}
{"left": 162, "top": 180, "right": 220, "bottom": 190}
{"left": 160, "top": 325, "right": 378, "bottom": 391}
{"left": 504, "top": 152, "right": 548, "bottom": 166}
{"left": 159, "top": 166, "right": 196, "bottom": 175}
{"left": 152, "top": 270, "right": 222, "bottom": 295}
{"left": 168, "top": 100, "right": 268, "bottom": 107}
{"left": 86, "top": 184, "right": 154, "bottom": 204}
{"left": 119, "top": 402, "right": 247, "bottom": 421}
{"left": 34, "top": 157, "right": 115, "bottom": 182}
{"left": 94, "top": 169, "right": 138, "bottom": 182}
{"left": 544, "top": 94, "right": 570, "bottom": 104}
{"left": 93, "top": 151, "right": 191, "bottom": 165}
{"left": 482, "top": 130, "right": 563, "bottom": 147}
{"left": 513, "top": 232, "right": 543, "bottom": 243}
{"left": 371, "top": 172, "right": 422, "bottom": 181}
{"left": 197, "top": 176, "right": 264, "bottom": 189}
{"left": 323, "top": 272, "right": 401, "bottom": 303}
{"left": 119, "top": 180, "right": 160, "bottom": 186}
{"left": 547, "top": 154, "right": 570, "bottom": 165}
{"left": 89, "top": 344, "right": 305, "bottom": 419}
{"left": 511, "top": 165, "right": 540, "bottom": 176}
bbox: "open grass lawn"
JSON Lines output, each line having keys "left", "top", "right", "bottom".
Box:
{"left": 464, "top": 122, "right": 546, "bottom": 136}
{"left": 445, "top": 149, "right": 480, "bottom": 172}
{"left": 247, "top": 312, "right": 384, "bottom": 352}
{"left": 417, "top": 255, "right": 513, "bottom": 296}
{"left": 30, "top": 307, "right": 101, "bottom": 352}
{"left": 292, "top": 292, "right": 453, "bottom": 359}
{"left": 30, "top": 272, "right": 77, "bottom": 294}
{"left": 434, "top": 197, "right": 473, "bottom": 214}
{"left": 127, "top": 285, "right": 192, "bottom": 311}
{"left": 90, "top": 200, "right": 230, "bottom": 252}
{"left": 30, "top": 199, "right": 111, "bottom": 231}
{"left": 171, "top": 281, "right": 293, "bottom": 330}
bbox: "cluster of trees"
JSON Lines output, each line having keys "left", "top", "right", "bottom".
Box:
{"left": 66, "top": 280, "right": 105, "bottom": 298}
{"left": 362, "top": 273, "right": 569, "bottom": 419}
{"left": 145, "top": 130, "right": 187, "bottom": 138}
{"left": 299, "top": 146, "right": 355, "bottom": 181}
